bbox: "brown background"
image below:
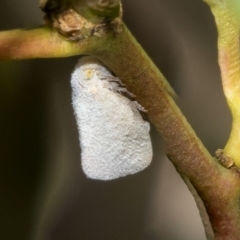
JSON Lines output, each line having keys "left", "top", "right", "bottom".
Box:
{"left": 0, "top": 0, "right": 231, "bottom": 239}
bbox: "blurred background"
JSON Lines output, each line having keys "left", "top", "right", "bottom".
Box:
{"left": 0, "top": 0, "right": 231, "bottom": 239}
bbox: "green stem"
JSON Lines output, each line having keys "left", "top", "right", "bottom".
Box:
{"left": 204, "top": 1, "right": 240, "bottom": 167}
{"left": 0, "top": 27, "right": 102, "bottom": 60}
{"left": 89, "top": 25, "right": 240, "bottom": 239}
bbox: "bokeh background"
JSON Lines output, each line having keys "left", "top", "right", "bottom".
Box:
{"left": 0, "top": 0, "right": 231, "bottom": 239}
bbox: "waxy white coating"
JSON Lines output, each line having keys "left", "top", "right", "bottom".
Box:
{"left": 71, "top": 56, "right": 152, "bottom": 180}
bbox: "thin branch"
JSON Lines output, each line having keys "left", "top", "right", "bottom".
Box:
{"left": 0, "top": 27, "right": 103, "bottom": 60}
{"left": 0, "top": 0, "right": 123, "bottom": 61}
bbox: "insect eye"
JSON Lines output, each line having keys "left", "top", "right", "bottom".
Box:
{"left": 84, "top": 69, "right": 95, "bottom": 80}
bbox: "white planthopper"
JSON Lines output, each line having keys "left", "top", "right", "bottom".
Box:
{"left": 71, "top": 56, "right": 152, "bottom": 180}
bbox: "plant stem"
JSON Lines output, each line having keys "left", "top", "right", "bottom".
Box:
{"left": 204, "top": 1, "right": 240, "bottom": 168}
{"left": 89, "top": 25, "right": 240, "bottom": 239}
{"left": 0, "top": 27, "right": 102, "bottom": 60}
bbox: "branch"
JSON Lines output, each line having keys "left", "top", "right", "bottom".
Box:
{"left": 88, "top": 25, "right": 240, "bottom": 239}
{"left": 203, "top": 0, "right": 240, "bottom": 168}
{"left": 0, "top": 0, "right": 123, "bottom": 60}
{"left": 0, "top": 27, "right": 95, "bottom": 60}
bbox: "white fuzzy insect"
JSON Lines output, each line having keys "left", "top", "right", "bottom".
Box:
{"left": 71, "top": 56, "right": 152, "bottom": 180}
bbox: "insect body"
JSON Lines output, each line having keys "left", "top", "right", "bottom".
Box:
{"left": 71, "top": 56, "right": 152, "bottom": 180}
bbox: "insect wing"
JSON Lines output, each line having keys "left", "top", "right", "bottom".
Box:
{"left": 71, "top": 57, "right": 152, "bottom": 180}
